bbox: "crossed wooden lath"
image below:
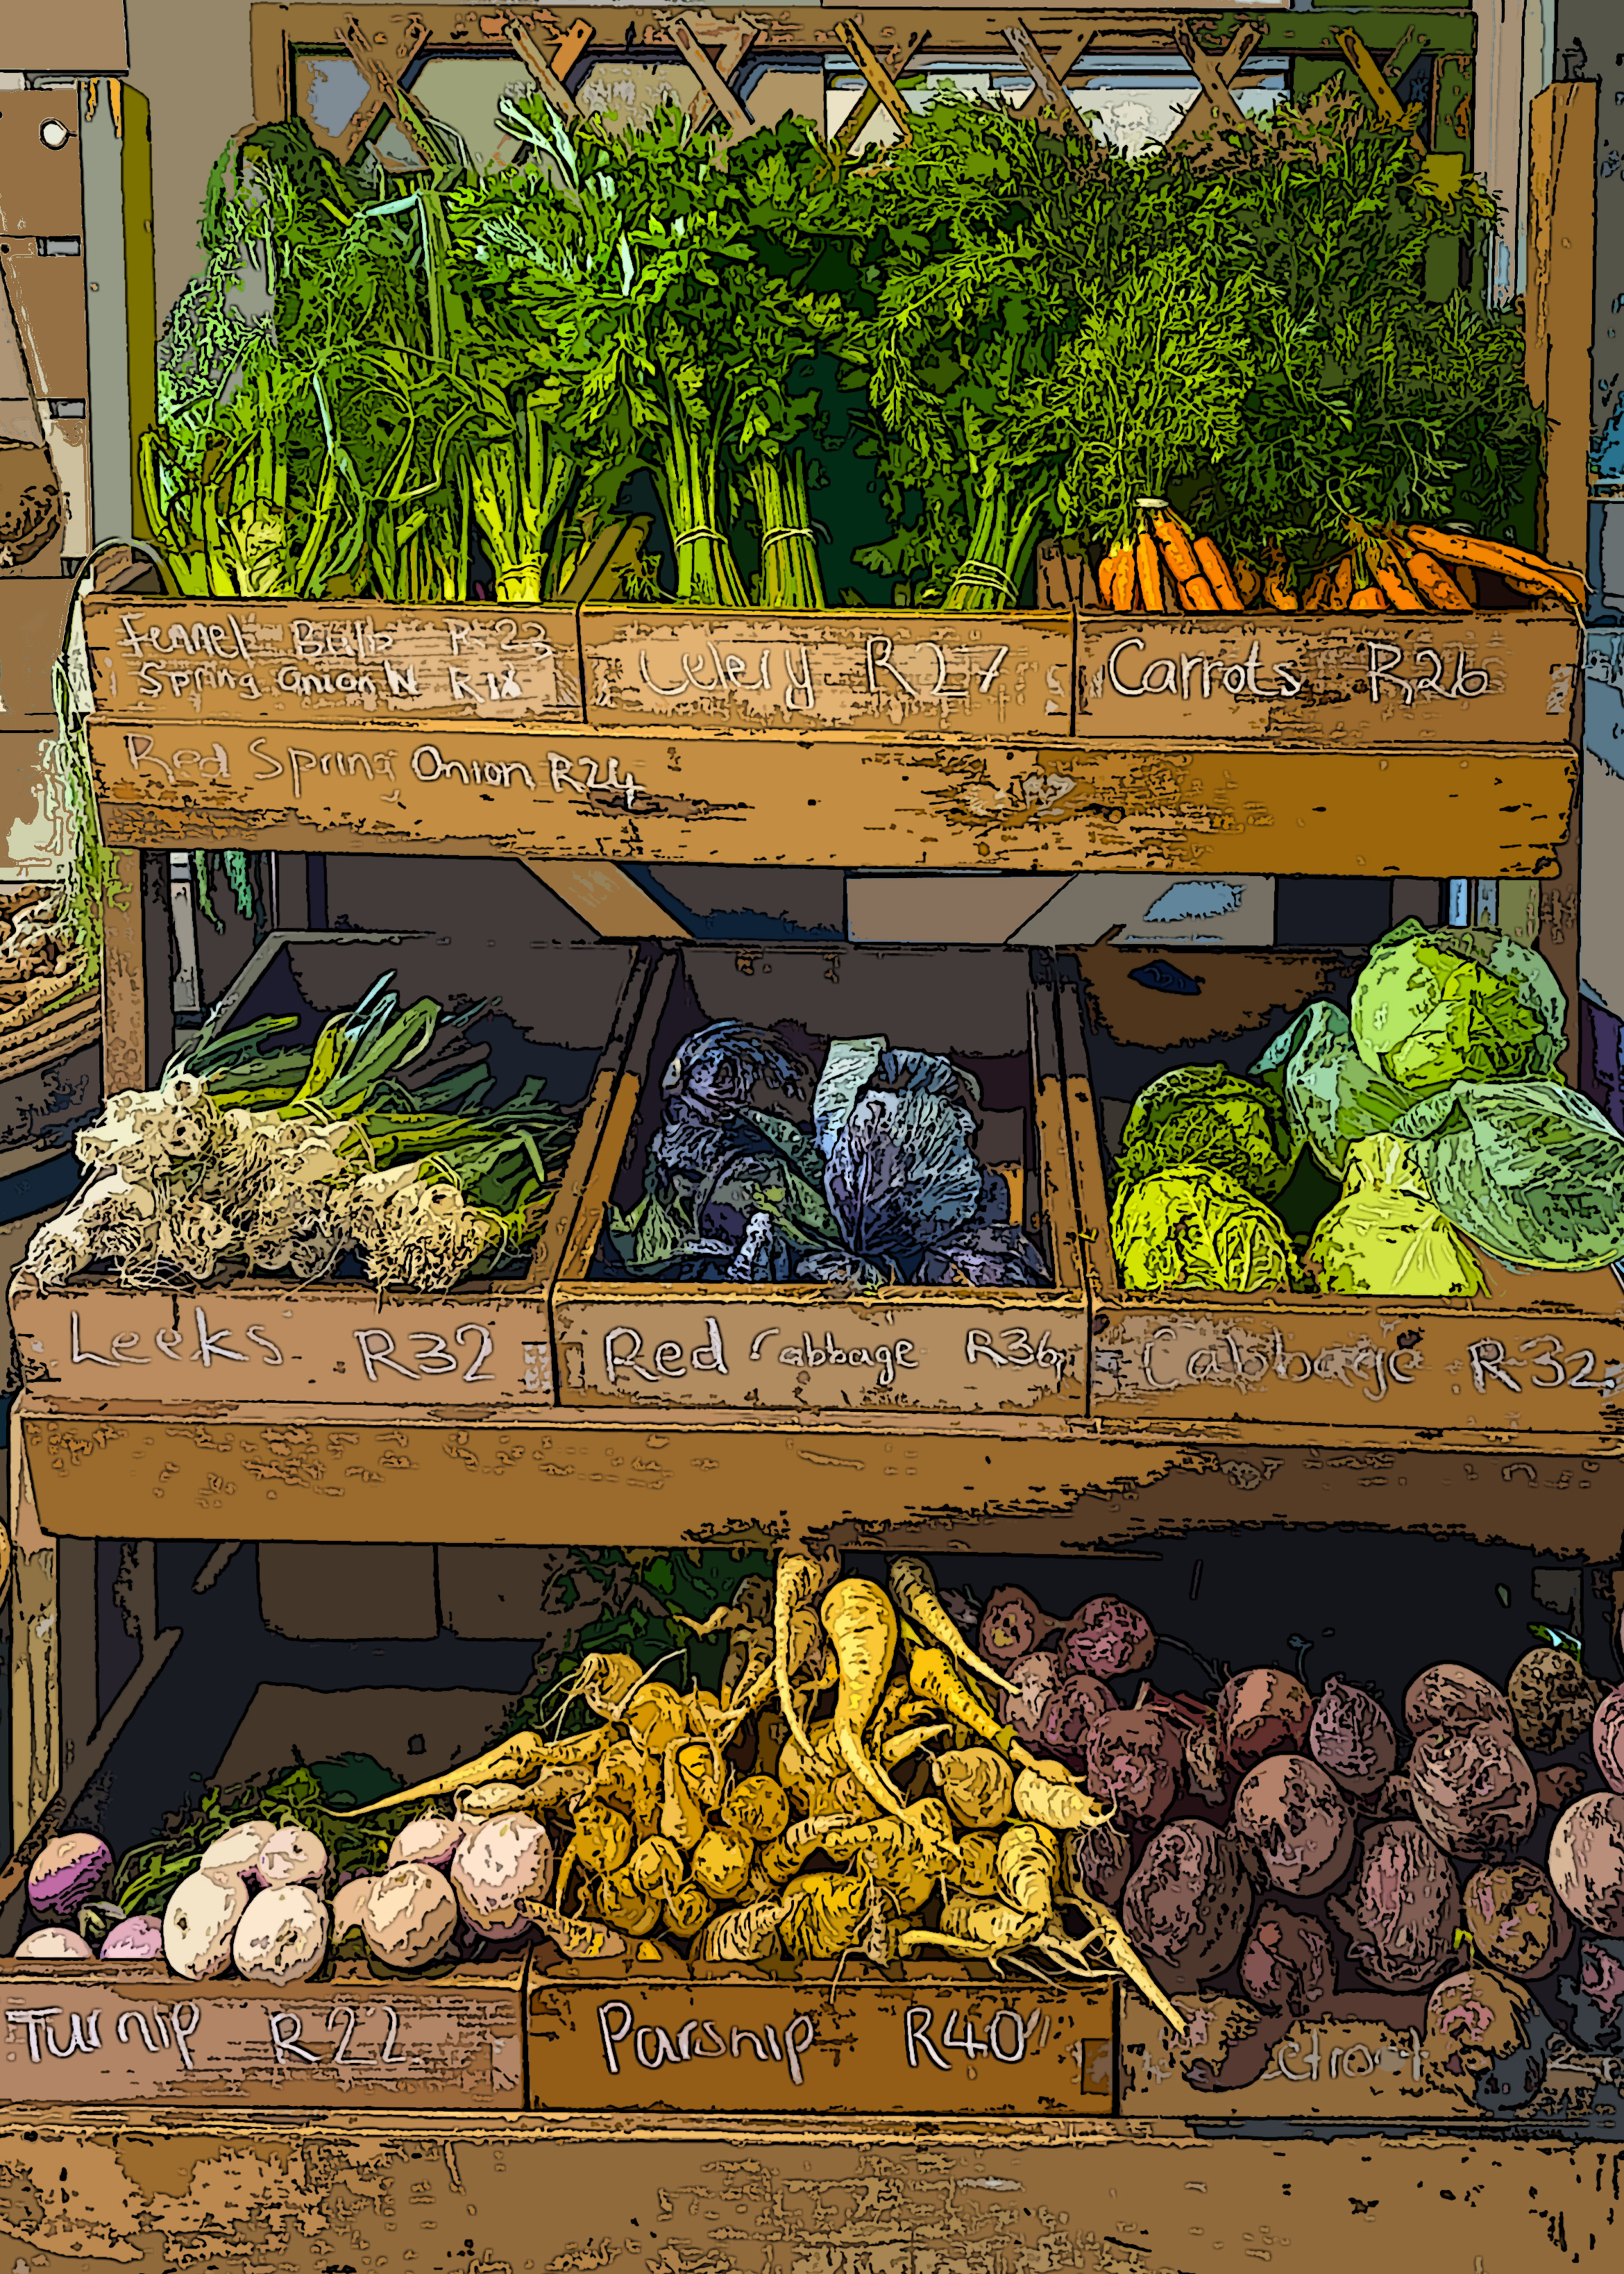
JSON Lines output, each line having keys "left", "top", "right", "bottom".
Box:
{"left": 314, "top": 12, "right": 1444, "bottom": 169}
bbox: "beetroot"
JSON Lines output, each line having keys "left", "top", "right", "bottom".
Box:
{"left": 1123, "top": 1820, "right": 1254, "bottom": 1991}
{"left": 1330, "top": 1819, "right": 1462, "bottom": 1993}
{"left": 1404, "top": 1664, "right": 1513, "bottom": 1740}
{"left": 1408, "top": 1721, "right": 1537, "bottom": 1862}
{"left": 998, "top": 1651, "right": 1060, "bottom": 1751}
{"left": 1240, "top": 1905, "right": 1335, "bottom": 2017}
{"left": 1537, "top": 1765, "right": 1585, "bottom": 1813}
{"left": 1557, "top": 1937, "right": 1624, "bottom": 2053}
{"left": 1460, "top": 1861, "right": 1572, "bottom": 1980}
{"left": 979, "top": 1587, "right": 1056, "bottom": 1672}
{"left": 1233, "top": 1755, "right": 1355, "bottom": 1897}
{"left": 1548, "top": 1792, "right": 1624, "bottom": 1935}
{"left": 1061, "top": 1597, "right": 1156, "bottom": 1680}
{"left": 1215, "top": 1669, "right": 1313, "bottom": 1773}
{"left": 1084, "top": 1708, "right": 1183, "bottom": 1826}
{"left": 1509, "top": 1648, "right": 1602, "bottom": 1755}
{"left": 1181, "top": 1719, "right": 1226, "bottom": 1805}
{"left": 1593, "top": 1687, "right": 1624, "bottom": 1795}
{"left": 1424, "top": 1967, "right": 1550, "bottom": 2112}
{"left": 1309, "top": 1677, "right": 1397, "bottom": 1798}
{"left": 1039, "top": 1673, "right": 1116, "bottom": 1763}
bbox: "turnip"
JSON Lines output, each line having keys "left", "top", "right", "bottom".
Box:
{"left": 198, "top": 1821, "right": 277, "bottom": 1888}
{"left": 1408, "top": 1721, "right": 1537, "bottom": 1861}
{"left": 1592, "top": 1687, "right": 1624, "bottom": 1794}
{"left": 332, "top": 1878, "right": 376, "bottom": 1948}
{"left": 365, "top": 1862, "right": 459, "bottom": 1969}
{"left": 1233, "top": 1755, "right": 1355, "bottom": 1897}
{"left": 1404, "top": 1664, "right": 1512, "bottom": 1740}
{"left": 1548, "top": 1792, "right": 1624, "bottom": 1935}
{"left": 1424, "top": 1967, "right": 1551, "bottom": 2112}
{"left": 452, "top": 1814, "right": 554, "bottom": 1939}
{"left": 1060, "top": 1597, "right": 1156, "bottom": 1679}
{"left": 27, "top": 1833, "right": 112, "bottom": 1920}
{"left": 387, "top": 1816, "right": 463, "bottom": 1874}
{"left": 163, "top": 1868, "right": 249, "bottom": 1981}
{"left": 1215, "top": 1669, "right": 1312, "bottom": 1773}
{"left": 1509, "top": 1648, "right": 1602, "bottom": 1756}
{"left": 1084, "top": 1708, "right": 1183, "bottom": 1826}
{"left": 1556, "top": 1937, "right": 1624, "bottom": 2054}
{"left": 979, "top": 1587, "right": 1056, "bottom": 1672}
{"left": 1122, "top": 1819, "right": 1254, "bottom": 1991}
{"left": 15, "top": 1928, "right": 93, "bottom": 1960}
{"left": 256, "top": 1826, "right": 327, "bottom": 1890}
{"left": 99, "top": 1916, "right": 164, "bottom": 1962}
{"left": 233, "top": 1885, "right": 329, "bottom": 1985}
{"left": 1240, "top": 1905, "right": 1335, "bottom": 2018}
{"left": 1460, "top": 1861, "right": 1572, "bottom": 1980}
{"left": 1309, "top": 1677, "right": 1397, "bottom": 1798}
{"left": 1330, "top": 1819, "right": 1461, "bottom": 1993}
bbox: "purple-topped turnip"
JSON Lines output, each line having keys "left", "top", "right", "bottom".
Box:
{"left": 365, "top": 1862, "right": 459, "bottom": 1968}
{"left": 99, "top": 1916, "right": 164, "bottom": 1962}
{"left": 16, "top": 1928, "right": 94, "bottom": 1960}
{"left": 387, "top": 1816, "right": 462, "bottom": 1874}
{"left": 26, "top": 1834, "right": 110, "bottom": 1920}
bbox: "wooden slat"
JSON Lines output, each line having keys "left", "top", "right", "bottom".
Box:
{"left": 836, "top": 19, "right": 915, "bottom": 141}
{"left": 509, "top": 21, "right": 584, "bottom": 118}
{"left": 99, "top": 848, "right": 144, "bottom": 1093}
{"left": 521, "top": 860, "right": 692, "bottom": 939}
{"left": 834, "top": 27, "right": 927, "bottom": 153}
{"left": 1004, "top": 22, "right": 1094, "bottom": 138}
{"left": 1165, "top": 23, "right": 1261, "bottom": 150}
{"left": 672, "top": 16, "right": 757, "bottom": 137}
{"left": 1333, "top": 26, "right": 1428, "bottom": 154}
{"left": 1013, "top": 26, "right": 1092, "bottom": 124}
{"left": 1526, "top": 80, "right": 1598, "bottom": 574}
{"left": 332, "top": 14, "right": 434, "bottom": 166}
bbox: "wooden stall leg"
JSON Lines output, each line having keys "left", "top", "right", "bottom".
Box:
{"left": 1526, "top": 80, "right": 1598, "bottom": 573}
{"left": 8, "top": 1424, "right": 58, "bottom": 1851}
{"left": 99, "top": 846, "right": 146, "bottom": 1094}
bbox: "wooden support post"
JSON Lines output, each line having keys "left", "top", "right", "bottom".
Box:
{"left": 1013, "top": 28, "right": 1090, "bottom": 126}
{"left": 8, "top": 1427, "right": 58, "bottom": 1851}
{"left": 1004, "top": 22, "right": 1094, "bottom": 141}
{"left": 521, "top": 861, "right": 692, "bottom": 940}
{"left": 99, "top": 847, "right": 146, "bottom": 1094}
{"left": 1526, "top": 80, "right": 1598, "bottom": 575}
{"left": 508, "top": 21, "right": 587, "bottom": 121}
{"left": 1333, "top": 27, "right": 1428, "bottom": 155}
{"left": 671, "top": 17, "right": 757, "bottom": 140}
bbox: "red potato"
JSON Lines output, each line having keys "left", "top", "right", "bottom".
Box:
{"left": 979, "top": 1587, "right": 1057, "bottom": 1672}
{"left": 1215, "top": 1669, "right": 1313, "bottom": 1773}
{"left": 1122, "top": 1819, "right": 1255, "bottom": 1991}
{"left": 1408, "top": 1721, "right": 1537, "bottom": 1862}
{"left": 1330, "top": 1819, "right": 1462, "bottom": 1993}
{"left": 1461, "top": 1861, "right": 1573, "bottom": 1980}
{"left": 1084, "top": 1708, "right": 1183, "bottom": 1826}
{"left": 1233, "top": 1755, "right": 1355, "bottom": 1897}
{"left": 1548, "top": 1792, "right": 1624, "bottom": 1936}
{"left": 1404, "top": 1664, "right": 1514, "bottom": 1740}
{"left": 1309, "top": 1677, "right": 1398, "bottom": 1798}
{"left": 1060, "top": 1598, "right": 1156, "bottom": 1679}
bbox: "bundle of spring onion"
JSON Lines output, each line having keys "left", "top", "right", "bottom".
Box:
{"left": 24, "top": 976, "right": 580, "bottom": 1295}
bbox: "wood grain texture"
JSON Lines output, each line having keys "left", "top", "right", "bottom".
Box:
{"left": 87, "top": 720, "right": 1578, "bottom": 879}
{"left": 1526, "top": 80, "right": 1598, "bottom": 573}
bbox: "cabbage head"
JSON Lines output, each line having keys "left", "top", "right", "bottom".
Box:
{"left": 1111, "top": 1165, "right": 1304, "bottom": 1294}
{"left": 1403, "top": 1081, "right": 1624, "bottom": 1271}
{"left": 1307, "top": 1132, "right": 1484, "bottom": 1296}
{"left": 1253, "top": 1001, "right": 1412, "bottom": 1177}
{"left": 1115, "top": 1063, "right": 1300, "bottom": 1200}
{"left": 1351, "top": 920, "right": 1566, "bottom": 1095}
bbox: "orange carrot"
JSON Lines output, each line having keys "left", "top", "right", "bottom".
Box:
{"left": 1349, "top": 584, "right": 1384, "bottom": 610}
{"left": 1262, "top": 554, "right": 1299, "bottom": 612}
{"left": 1302, "top": 566, "right": 1332, "bottom": 611}
{"left": 1194, "top": 535, "right": 1243, "bottom": 611}
{"left": 1178, "top": 573, "right": 1221, "bottom": 611}
{"left": 1148, "top": 509, "right": 1203, "bottom": 587}
{"left": 1135, "top": 531, "right": 1167, "bottom": 613}
{"left": 1328, "top": 554, "right": 1355, "bottom": 609}
{"left": 1371, "top": 539, "right": 1425, "bottom": 612}
{"left": 1404, "top": 525, "right": 1585, "bottom": 607}
{"left": 1233, "top": 553, "right": 1263, "bottom": 607}
{"left": 1403, "top": 548, "right": 1473, "bottom": 612}
{"left": 1099, "top": 546, "right": 1135, "bottom": 609}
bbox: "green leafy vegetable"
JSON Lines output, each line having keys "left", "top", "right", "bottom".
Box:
{"left": 1110, "top": 1165, "right": 1303, "bottom": 1294}
{"left": 1351, "top": 920, "right": 1567, "bottom": 1095}
{"left": 1253, "top": 1000, "right": 1413, "bottom": 1177}
{"left": 1115, "top": 1063, "right": 1301, "bottom": 1200}
{"left": 1306, "top": 1131, "right": 1484, "bottom": 1295}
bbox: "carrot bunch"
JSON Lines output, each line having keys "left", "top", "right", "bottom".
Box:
{"left": 1099, "top": 503, "right": 1251, "bottom": 614}
{"left": 1298, "top": 523, "right": 1584, "bottom": 618}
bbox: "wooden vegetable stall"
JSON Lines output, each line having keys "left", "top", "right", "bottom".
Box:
{"left": 0, "top": 6, "right": 1616, "bottom": 2264}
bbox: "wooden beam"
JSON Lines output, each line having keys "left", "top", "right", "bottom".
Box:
{"left": 1165, "top": 24, "right": 1260, "bottom": 151}
{"left": 521, "top": 860, "right": 692, "bottom": 939}
{"left": 1525, "top": 80, "right": 1598, "bottom": 575}
{"left": 508, "top": 21, "right": 582, "bottom": 119}
{"left": 99, "top": 848, "right": 145, "bottom": 1094}
{"left": 831, "top": 28, "right": 925, "bottom": 157}
{"left": 1004, "top": 22, "right": 1094, "bottom": 140}
{"left": 1014, "top": 27, "right": 1091, "bottom": 123}
{"left": 672, "top": 16, "right": 757, "bottom": 138}
{"left": 836, "top": 20, "right": 915, "bottom": 144}
{"left": 332, "top": 14, "right": 434, "bottom": 166}
{"left": 1333, "top": 26, "right": 1427, "bottom": 155}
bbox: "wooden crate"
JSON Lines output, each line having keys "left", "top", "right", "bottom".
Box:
{"left": 550, "top": 943, "right": 1092, "bottom": 1415}
{"left": 8, "top": 928, "right": 654, "bottom": 1408}
{"left": 0, "top": 1960, "right": 524, "bottom": 2107}
{"left": 527, "top": 1958, "right": 1115, "bottom": 2116}
{"left": 1058, "top": 979, "right": 1624, "bottom": 1438}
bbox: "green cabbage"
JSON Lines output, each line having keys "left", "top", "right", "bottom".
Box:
{"left": 1403, "top": 1081, "right": 1624, "bottom": 1271}
{"left": 1350, "top": 919, "right": 1566, "bottom": 1095}
{"left": 1110, "top": 1165, "right": 1304, "bottom": 1294}
{"left": 1253, "top": 1001, "right": 1412, "bottom": 1177}
{"left": 1307, "top": 1132, "right": 1484, "bottom": 1296}
{"left": 1114, "top": 1063, "right": 1301, "bottom": 1200}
